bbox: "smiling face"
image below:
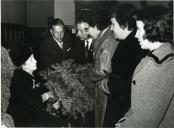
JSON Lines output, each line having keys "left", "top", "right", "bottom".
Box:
{"left": 135, "top": 20, "right": 151, "bottom": 50}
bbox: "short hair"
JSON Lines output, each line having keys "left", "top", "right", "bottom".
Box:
{"left": 110, "top": 3, "right": 137, "bottom": 31}
{"left": 49, "top": 18, "right": 64, "bottom": 30}
{"left": 77, "top": 11, "right": 104, "bottom": 30}
{"left": 135, "top": 5, "right": 172, "bottom": 43}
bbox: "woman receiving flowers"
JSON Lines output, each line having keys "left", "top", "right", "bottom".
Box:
{"left": 7, "top": 42, "right": 67, "bottom": 127}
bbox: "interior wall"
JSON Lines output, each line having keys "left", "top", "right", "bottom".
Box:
{"left": 54, "top": 0, "right": 75, "bottom": 26}
{"left": 53, "top": 0, "right": 169, "bottom": 26}
{"left": 1, "top": 0, "right": 170, "bottom": 28}
{"left": 117, "top": 0, "right": 170, "bottom": 9}
{"left": 146, "top": 0, "right": 170, "bottom": 7}
{"left": 1, "top": 0, "right": 26, "bottom": 25}
{"left": 26, "top": 0, "right": 54, "bottom": 28}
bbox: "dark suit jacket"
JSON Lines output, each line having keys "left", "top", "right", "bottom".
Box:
{"left": 72, "top": 37, "right": 93, "bottom": 64}
{"left": 38, "top": 32, "right": 72, "bottom": 71}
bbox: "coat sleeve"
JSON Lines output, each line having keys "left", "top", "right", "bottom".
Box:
{"left": 13, "top": 75, "right": 44, "bottom": 108}
{"left": 89, "top": 38, "right": 117, "bottom": 82}
{"left": 120, "top": 59, "right": 174, "bottom": 128}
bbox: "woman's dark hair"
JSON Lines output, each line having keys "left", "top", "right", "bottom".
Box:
{"left": 77, "top": 11, "right": 106, "bottom": 30}
{"left": 77, "top": 11, "right": 97, "bottom": 27}
{"left": 136, "top": 5, "right": 173, "bottom": 43}
{"left": 110, "top": 3, "right": 137, "bottom": 31}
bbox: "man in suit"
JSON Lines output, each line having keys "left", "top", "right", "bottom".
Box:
{"left": 71, "top": 17, "right": 93, "bottom": 64}
{"left": 38, "top": 18, "right": 72, "bottom": 71}
{"left": 70, "top": 16, "right": 95, "bottom": 127}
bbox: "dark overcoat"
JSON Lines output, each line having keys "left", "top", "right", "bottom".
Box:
{"left": 104, "top": 30, "right": 147, "bottom": 126}
{"left": 7, "top": 69, "right": 66, "bottom": 127}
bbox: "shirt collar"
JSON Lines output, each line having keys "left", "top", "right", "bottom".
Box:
{"left": 85, "top": 38, "right": 93, "bottom": 48}
{"left": 52, "top": 36, "right": 63, "bottom": 49}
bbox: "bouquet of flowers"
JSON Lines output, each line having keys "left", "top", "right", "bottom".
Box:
{"left": 44, "top": 59, "right": 95, "bottom": 120}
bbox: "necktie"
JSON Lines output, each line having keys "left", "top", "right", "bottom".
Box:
{"left": 85, "top": 41, "right": 89, "bottom": 57}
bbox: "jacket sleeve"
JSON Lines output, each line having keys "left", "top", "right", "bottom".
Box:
{"left": 89, "top": 38, "right": 117, "bottom": 82}
{"left": 14, "top": 75, "right": 44, "bottom": 108}
{"left": 120, "top": 59, "right": 174, "bottom": 128}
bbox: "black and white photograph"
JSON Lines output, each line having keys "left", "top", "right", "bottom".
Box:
{"left": 1, "top": 0, "right": 174, "bottom": 127}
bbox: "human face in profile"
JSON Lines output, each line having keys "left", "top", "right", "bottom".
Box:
{"left": 76, "top": 22, "right": 90, "bottom": 41}
{"left": 110, "top": 17, "right": 128, "bottom": 40}
{"left": 22, "top": 54, "right": 37, "bottom": 72}
{"left": 135, "top": 20, "right": 150, "bottom": 50}
{"left": 50, "top": 25, "right": 64, "bottom": 42}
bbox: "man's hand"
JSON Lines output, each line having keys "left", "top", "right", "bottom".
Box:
{"left": 100, "top": 78, "right": 110, "bottom": 94}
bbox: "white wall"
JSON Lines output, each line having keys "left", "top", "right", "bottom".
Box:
{"left": 1, "top": 0, "right": 26, "bottom": 25}
{"left": 54, "top": 0, "right": 75, "bottom": 26}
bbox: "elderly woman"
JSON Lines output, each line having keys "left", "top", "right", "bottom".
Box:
{"left": 117, "top": 5, "right": 174, "bottom": 128}
{"left": 6, "top": 42, "right": 66, "bottom": 127}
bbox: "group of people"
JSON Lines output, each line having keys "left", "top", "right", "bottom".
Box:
{"left": 75, "top": 2, "right": 174, "bottom": 128}
{"left": 3, "top": 1, "right": 173, "bottom": 128}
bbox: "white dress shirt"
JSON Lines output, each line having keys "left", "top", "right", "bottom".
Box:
{"left": 52, "top": 36, "right": 63, "bottom": 49}
{"left": 85, "top": 38, "right": 93, "bottom": 50}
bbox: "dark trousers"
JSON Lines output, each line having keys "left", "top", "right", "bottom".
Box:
{"left": 103, "top": 95, "right": 130, "bottom": 127}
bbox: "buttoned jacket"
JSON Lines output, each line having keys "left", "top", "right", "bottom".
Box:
{"left": 89, "top": 27, "right": 119, "bottom": 83}
{"left": 120, "top": 43, "right": 174, "bottom": 128}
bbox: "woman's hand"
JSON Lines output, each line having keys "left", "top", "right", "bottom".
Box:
{"left": 52, "top": 101, "right": 59, "bottom": 109}
{"left": 41, "top": 91, "right": 55, "bottom": 102}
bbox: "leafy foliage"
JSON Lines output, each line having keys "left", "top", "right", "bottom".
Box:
{"left": 44, "top": 59, "right": 95, "bottom": 119}
{"left": 1, "top": 47, "right": 15, "bottom": 113}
